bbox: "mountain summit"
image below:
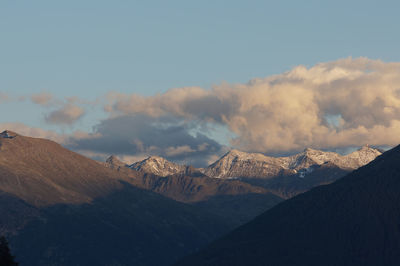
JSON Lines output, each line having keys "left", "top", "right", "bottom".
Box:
{"left": 129, "top": 156, "right": 196, "bottom": 177}
{"left": 0, "top": 130, "right": 18, "bottom": 139}
{"left": 105, "top": 155, "right": 127, "bottom": 170}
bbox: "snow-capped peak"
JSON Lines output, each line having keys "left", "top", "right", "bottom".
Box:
{"left": 339, "top": 145, "right": 382, "bottom": 169}
{"left": 287, "top": 148, "right": 340, "bottom": 170}
{"left": 205, "top": 146, "right": 382, "bottom": 179}
{"left": 129, "top": 156, "right": 187, "bottom": 177}
{"left": 204, "top": 150, "right": 287, "bottom": 179}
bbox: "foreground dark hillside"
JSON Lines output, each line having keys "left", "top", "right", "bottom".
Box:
{"left": 10, "top": 184, "right": 228, "bottom": 266}
{"left": 177, "top": 145, "right": 400, "bottom": 266}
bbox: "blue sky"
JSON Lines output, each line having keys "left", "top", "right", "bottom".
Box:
{"left": 2, "top": 1, "right": 399, "bottom": 96}
{"left": 1, "top": 1, "right": 400, "bottom": 165}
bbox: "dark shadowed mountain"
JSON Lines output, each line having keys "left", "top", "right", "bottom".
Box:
{"left": 176, "top": 145, "right": 400, "bottom": 266}
{"left": 10, "top": 184, "right": 229, "bottom": 266}
{"left": 241, "top": 161, "right": 350, "bottom": 198}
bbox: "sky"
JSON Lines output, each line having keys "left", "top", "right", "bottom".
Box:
{"left": 1, "top": 1, "right": 400, "bottom": 166}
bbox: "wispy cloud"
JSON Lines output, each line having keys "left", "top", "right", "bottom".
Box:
{"left": 45, "top": 103, "right": 85, "bottom": 125}
{"left": 29, "top": 93, "right": 88, "bottom": 125}
{"left": 0, "top": 92, "right": 9, "bottom": 104}
{"left": 30, "top": 92, "right": 54, "bottom": 106}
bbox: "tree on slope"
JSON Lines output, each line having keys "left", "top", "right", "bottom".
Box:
{"left": 0, "top": 236, "right": 18, "bottom": 266}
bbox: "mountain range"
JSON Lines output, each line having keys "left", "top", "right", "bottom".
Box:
{"left": 111, "top": 145, "right": 381, "bottom": 198}
{"left": 118, "top": 146, "right": 381, "bottom": 180}
{"left": 204, "top": 146, "right": 381, "bottom": 178}
{"left": 0, "top": 130, "right": 385, "bottom": 265}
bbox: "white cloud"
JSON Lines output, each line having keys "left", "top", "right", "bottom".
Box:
{"left": 105, "top": 57, "right": 400, "bottom": 153}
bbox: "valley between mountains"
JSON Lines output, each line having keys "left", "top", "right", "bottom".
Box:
{"left": 0, "top": 130, "right": 383, "bottom": 265}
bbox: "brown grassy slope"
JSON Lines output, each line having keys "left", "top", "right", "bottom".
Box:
{"left": 0, "top": 131, "right": 129, "bottom": 206}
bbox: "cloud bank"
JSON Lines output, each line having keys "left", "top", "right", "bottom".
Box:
{"left": 67, "top": 115, "right": 224, "bottom": 167}
{"left": 104, "top": 57, "right": 400, "bottom": 153}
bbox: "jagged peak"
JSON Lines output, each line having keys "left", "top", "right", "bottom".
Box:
{"left": 105, "top": 155, "right": 126, "bottom": 169}
{"left": 106, "top": 155, "right": 122, "bottom": 163}
{"left": 301, "top": 147, "right": 333, "bottom": 155}
{"left": 130, "top": 155, "right": 183, "bottom": 169}
{"left": 146, "top": 155, "right": 169, "bottom": 162}
{"left": 129, "top": 155, "right": 188, "bottom": 177}
{"left": 0, "top": 130, "right": 18, "bottom": 139}
{"left": 221, "top": 149, "right": 272, "bottom": 161}
{"left": 224, "top": 149, "right": 249, "bottom": 157}
{"left": 347, "top": 145, "right": 381, "bottom": 156}
{"left": 358, "top": 144, "right": 376, "bottom": 151}
{"left": 300, "top": 148, "right": 321, "bottom": 157}
{"left": 133, "top": 156, "right": 179, "bottom": 167}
